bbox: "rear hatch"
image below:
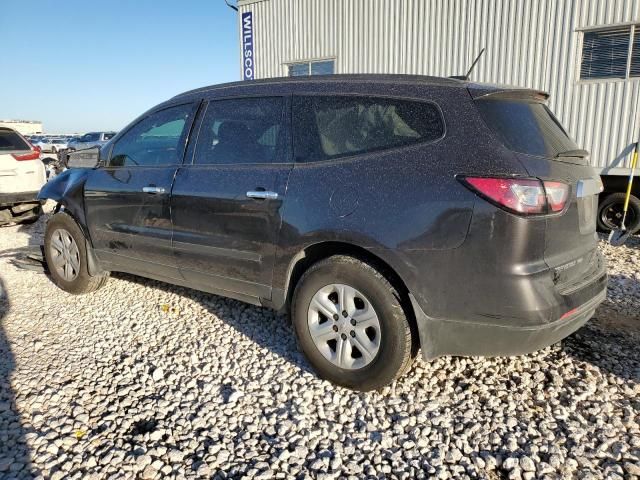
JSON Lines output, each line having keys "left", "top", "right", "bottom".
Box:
{"left": 0, "top": 128, "right": 45, "bottom": 195}
{"left": 472, "top": 89, "right": 603, "bottom": 291}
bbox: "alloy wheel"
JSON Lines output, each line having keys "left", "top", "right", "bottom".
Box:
{"left": 49, "top": 228, "right": 80, "bottom": 281}
{"left": 307, "top": 283, "right": 381, "bottom": 370}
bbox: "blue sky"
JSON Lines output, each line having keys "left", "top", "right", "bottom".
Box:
{"left": 0, "top": 1, "right": 240, "bottom": 133}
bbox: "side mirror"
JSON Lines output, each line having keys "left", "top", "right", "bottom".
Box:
{"left": 65, "top": 146, "right": 102, "bottom": 169}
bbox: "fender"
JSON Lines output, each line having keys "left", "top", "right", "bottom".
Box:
{"left": 38, "top": 169, "right": 104, "bottom": 276}
{"left": 38, "top": 168, "right": 91, "bottom": 235}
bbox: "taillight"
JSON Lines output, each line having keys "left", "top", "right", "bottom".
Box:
{"left": 460, "top": 176, "right": 569, "bottom": 215}
{"left": 12, "top": 150, "right": 40, "bottom": 161}
{"left": 543, "top": 181, "right": 570, "bottom": 212}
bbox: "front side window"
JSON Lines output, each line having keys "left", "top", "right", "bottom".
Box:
{"left": 109, "top": 104, "right": 194, "bottom": 167}
{"left": 193, "top": 97, "right": 285, "bottom": 165}
{"left": 293, "top": 96, "right": 444, "bottom": 162}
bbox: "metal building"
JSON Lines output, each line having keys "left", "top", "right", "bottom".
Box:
{"left": 237, "top": 0, "right": 640, "bottom": 178}
{"left": 0, "top": 120, "right": 43, "bottom": 135}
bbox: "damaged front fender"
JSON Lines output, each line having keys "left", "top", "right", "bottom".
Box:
{"left": 38, "top": 169, "right": 104, "bottom": 276}
{"left": 38, "top": 168, "right": 90, "bottom": 231}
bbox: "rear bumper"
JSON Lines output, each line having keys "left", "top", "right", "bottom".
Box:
{"left": 412, "top": 270, "right": 608, "bottom": 360}
{"left": 0, "top": 191, "right": 42, "bottom": 207}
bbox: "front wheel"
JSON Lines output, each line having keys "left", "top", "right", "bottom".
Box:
{"left": 597, "top": 192, "right": 640, "bottom": 234}
{"left": 291, "top": 255, "right": 415, "bottom": 391}
{"left": 44, "top": 212, "right": 109, "bottom": 294}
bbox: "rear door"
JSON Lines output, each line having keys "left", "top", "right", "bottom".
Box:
{"left": 170, "top": 96, "right": 292, "bottom": 300}
{"left": 84, "top": 102, "right": 197, "bottom": 278}
{"left": 475, "top": 95, "right": 602, "bottom": 278}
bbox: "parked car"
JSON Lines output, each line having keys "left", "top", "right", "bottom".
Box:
{"left": 68, "top": 131, "right": 116, "bottom": 151}
{"left": 48, "top": 138, "right": 68, "bottom": 153}
{"left": 0, "top": 127, "right": 45, "bottom": 225}
{"left": 38, "top": 75, "right": 607, "bottom": 391}
{"left": 35, "top": 137, "right": 67, "bottom": 153}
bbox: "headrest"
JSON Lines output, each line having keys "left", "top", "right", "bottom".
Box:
{"left": 217, "top": 121, "right": 250, "bottom": 142}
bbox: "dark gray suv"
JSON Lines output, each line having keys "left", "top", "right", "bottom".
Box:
{"left": 38, "top": 75, "right": 607, "bottom": 391}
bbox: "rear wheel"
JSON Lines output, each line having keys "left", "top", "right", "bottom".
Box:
{"left": 291, "top": 255, "right": 414, "bottom": 391}
{"left": 597, "top": 192, "right": 640, "bottom": 234}
{"left": 44, "top": 212, "right": 109, "bottom": 294}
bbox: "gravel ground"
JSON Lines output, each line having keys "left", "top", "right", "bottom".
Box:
{"left": 0, "top": 208, "right": 638, "bottom": 480}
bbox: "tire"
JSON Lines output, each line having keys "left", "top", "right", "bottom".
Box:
{"left": 291, "top": 255, "right": 414, "bottom": 391}
{"left": 44, "top": 212, "right": 109, "bottom": 294}
{"left": 597, "top": 192, "right": 640, "bottom": 234}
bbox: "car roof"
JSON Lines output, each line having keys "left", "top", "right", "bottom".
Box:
{"left": 172, "top": 74, "right": 547, "bottom": 101}
{"left": 174, "top": 74, "right": 465, "bottom": 99}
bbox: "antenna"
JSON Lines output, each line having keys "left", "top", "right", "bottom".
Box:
{"left": 464, "top": 48, "right": 485, "bottom": 80}
{"left": 224, "top": 0, "right": 238, "bottom": 11}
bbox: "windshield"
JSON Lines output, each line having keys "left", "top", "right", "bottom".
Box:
{"left": 475, "top": 99, "right": 579, "bottom": 158}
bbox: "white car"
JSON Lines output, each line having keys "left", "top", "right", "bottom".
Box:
{"left": 36, "top": 137, "right": 68, "bottom": 153}
{"left": 0, "top": 127, "right": 46, "bottom": 225}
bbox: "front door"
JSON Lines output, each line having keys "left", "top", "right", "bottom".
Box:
{"left": 170, "top": 96, "right": 292, "bottom": 300}
{"left": 85, "top": 102, "right": 197, "bottom": 279}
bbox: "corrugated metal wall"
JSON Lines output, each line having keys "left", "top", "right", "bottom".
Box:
{"left": 238, "top": 0, "right": 640, "bottom": 172}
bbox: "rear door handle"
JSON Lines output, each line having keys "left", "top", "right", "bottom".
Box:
{"left": 142, "top": 186, "right": 166, "bottom": 194}
{"left": 246, "top": 190, "right": 279, "bottom": 200}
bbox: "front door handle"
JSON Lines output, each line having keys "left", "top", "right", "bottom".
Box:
{"left": 142, "top": 186, "right": 166, "bottom": 194}
{"left": 246, "top": 190, "right": 279, "bottom": 200}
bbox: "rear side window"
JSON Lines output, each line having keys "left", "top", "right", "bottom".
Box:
{"left": 193, "top": 97, "right": 285, "bottom": 165}
{"left": 0, "top": 129, "right": 30, "bottom": 151}
{"left": 476, "top": 99, "right": 579, "bottom": 158}
{"left": 293, "top": 96, "right": 444, "bottom": 162}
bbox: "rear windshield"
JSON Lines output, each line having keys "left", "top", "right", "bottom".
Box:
{"left": 475, "top": 99, "right": 579, "bottom": 157}
{"left": 0, "top": 129, "right": 30, "bottom": 152}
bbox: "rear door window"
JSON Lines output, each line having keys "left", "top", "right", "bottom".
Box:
{"left": 193, "top": 97, "right": 285, "bottom": 165}
{"left": 293, "top": 95, "right": 444, "bottom": 162}
{"left": 0, "top": 129, "right": 30, "bottom": 152}
{"left": 475, "top": 99, "right": 579, "bottom": 158}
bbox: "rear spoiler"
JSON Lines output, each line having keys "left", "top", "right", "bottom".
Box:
{"left": 467, "top": 84, "right": 549, "bottom": 103}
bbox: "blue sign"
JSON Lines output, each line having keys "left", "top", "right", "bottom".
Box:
{"left": 242, "top": 11, "right": 254, "bottom": 80}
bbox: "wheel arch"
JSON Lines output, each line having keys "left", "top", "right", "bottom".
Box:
{"left": 38, "top": 168, "right": 91, "bottom": 238}
{"left": 282, "top": 241, "right": 420, "bottom": 349}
